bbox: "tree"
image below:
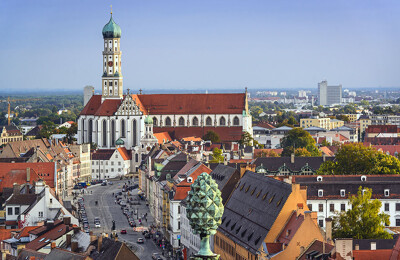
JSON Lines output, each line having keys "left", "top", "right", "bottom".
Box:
{"left": 333, "top": 187, "right": 391, "bottom": 239}
{"left": 360, "top": 100, "right": 370, "bottom": 106}
{"left": 36, "top": 121, "right": 56, "bottom": 139}
{"left": 64, "top": 123, "right": 77, "bottom": 144}
{"left": 210, "top": 148, "right": 224, "bottom": 163}
{"left": 203, "top": 130, "right": 220, "bottom": 143}
{"left": 281, "top": 128, "right": 321, "bottom": 157}
{"left": 239, "top": 131, "right": 253, "bottom": 146}
{"left": 320, "top": 139, "right": 331, "bottom": 147}
{"left": 294, "top": 147, "right": 312, "bottom": 157}
{"left": 336, "top": 114, "right": 350, "bottom": 123}
{"left": 318, "top": 143, "right": 400, "bottom": 175}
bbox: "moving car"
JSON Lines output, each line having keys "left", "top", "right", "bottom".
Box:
{"left": 108, "top": 181, "right": 113, "bottom": 185}
{"left": 137, "top": 237, "right": 144, "bottom": 244}
{"left": 120, "top": 229, "right": 127, "bottom": 234}
{"left": 95, "top": 222, "right": 101, "bottom": 228}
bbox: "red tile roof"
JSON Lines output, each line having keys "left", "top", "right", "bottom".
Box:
{"left": 117, "top": 147, "right": 131, "bottom": 160}
{"left": 16, "top": 226, "right": 39, "bottom": 239}
{"left": 154, "top": 132, "right": 172, "bottom": 144}
{"left": 319, "top": 146, "right": 335, "bottom": 156}
{"left": 91, "top": 149, "right": 115, "bottom": 160}
{"left": 80, "top": 94, "right": 147, "bottom": 116}
{"left": 94, "top": 99, "right": 123, "bottom": 116}
{"left": 353, "top": 249, "right": 392, "bottom": 260}
{"left": 154, "top": 126, "right": 243, "bottom": 142}
{"left": 265, "top": 243, "right": 283, "bottom": 254}
{"left": 0, "top": 162, "right": 55, "bottom": 192}
{"left": 256, "top": 122, "right": 276, "bottom": 129}
{"left": 366, "top": 125, "right": 399, "bottom": 134}
{"left": 26, "top": 223, "right": 70, "bottom": 251}
{"left": 174, "top": 164, "right": 212, "bottom": 200}
{"left": 0, "top": 229, "right": 20, "bottom": 241}
{"left": 276, "top": 211, "right": 304, "bottom": 244}
{"left": 173, "top": 186, "right": 191, "bottom": 200}
{"left": 181, "top": 136, "right": 203, "bottom": 142}
{"left": 79, "top": 95, "right": 102, "bottom": 115}
{"left": 138, "top": 93, "right": 245, "bottom": 115}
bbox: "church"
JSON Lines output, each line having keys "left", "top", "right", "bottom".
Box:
{"left": 78, "top": 13, "right": 252, "bottom": 171}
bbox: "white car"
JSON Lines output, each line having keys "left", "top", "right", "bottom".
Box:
{"left": 95, "top": 222, "right": 101, "bottom": 228}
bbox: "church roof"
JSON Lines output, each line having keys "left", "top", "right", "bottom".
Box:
{"left": 138, "top": 93, "right": 245, "bottom": 115}
{"left": 154, "top": 126, "right": 243, "bottom": 142}
{"left": 79, "top": 95, "right": 147, "bottom": 116}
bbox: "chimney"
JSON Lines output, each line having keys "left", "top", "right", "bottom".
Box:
{"left": 26, "top": 168, "right": 30, "bottom": 182}
{"left": 223, "top": 155, "right": 228, "bottom": 165}
{"left": 323, "top": 153, "right": 326, "bottom": 162}
{"left": 325, "top": 218, "right": 332, "bottom": 243}
{"left": 71, "top": 241, "right": 78, "bottom": 252}
{"left": 296, "top": 203, "right": 304, "bottom": 217}
{"left": 51, "top": 242, "right": 56, "bottom": 249}
{"left": 29, "top": 257, "right": 35, "bottom": 260}
{"left": 13, "top": 183, "right": 20, "bottom": 195}
{"left": 63, "top": 217, "right": 71, "bottom": 226}
{"left": 66, "top": 234, "right": 72, "bottom": 246}
{"left": 291, "top": 153, "right": 295, "bottom": 163}
{"left": 98, "top": 235, "right": 103, "bottom": 252}
{"left": 355, "top": 244, "right": 360, "bottom": 250}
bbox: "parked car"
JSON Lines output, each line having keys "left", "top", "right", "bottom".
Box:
{"left": 95, "top": 222, "right": 101, "bottom": 228}
{"left": 120, "top": 229, "right": 127, "bottom": 234}
{"left": 108, "top": 181, "right": 113, "bottom": 185}
{"left": 137, "top": 237, "right": 144, "bottom": 244}
{"left": 152, "top": 253, "right": 162, "bottom": 260}
{"left": 101, "top": 182, "right": 107, "bottom": 186}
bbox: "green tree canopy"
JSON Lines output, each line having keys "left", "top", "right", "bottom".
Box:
{"left": 333, "top": 187, "right": 391, "bottom": 239}
{"left": 203, "top": 130, "right": 220, "bottom": 143}
{"left": 210, "top": 148, "right": 224, "bottom": 163}
{"left": 318, "top": 143, "right": 400, "bottom": 175}
{"left": 281, "top": 128, "right": 320, "bottom": 156}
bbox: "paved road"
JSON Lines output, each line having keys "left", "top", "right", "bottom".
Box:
{"left": 81, "top": 180, "right": 163, "bottom": 260}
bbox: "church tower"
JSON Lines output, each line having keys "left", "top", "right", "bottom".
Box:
{"left": 101, "top": 11, "right": 123, "bottom": 102}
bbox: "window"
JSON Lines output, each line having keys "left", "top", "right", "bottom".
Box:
{"left": 192, "top": 117, "right": 199, "bottom": 126}
{"left": 206, "top": 117, "right": 212, "bottom": 126}
{"left": 385, "top": 203, "right": 390, "bottom": 211}
{"left": 330, "top": 204, "right": 335, "bottom": 212}
{"left": 14, "top": 207, "right": 19, "bottom": 215}
{"left": 120, "top": 119, "right": 126, "bottom": 138}
{"left": 319, "top": 219, "right": 324, "bottom": 227}
{"left": 318, "top": 204, "right": 323, "bottom": 212}
{"left": 308, "top": 204, "right": 312, "bottom": 211}
{"left": 7, "top": 207, "right": 12, "bottom": 215}
{"left": 396, "top": 203, "right": 400, "bottom": 211}
{"left": 153, "top": 117, "right": 158, "bottom": 126}
{"left": 178, "top": 221, "right": 180, "bottom": 230}
{"left": 397, "top": 219, "right": 400, "bottom": 227}
{"left": 341, "top": 204, "right": 345, "bottom": 212}
{"left": 165, "top": 117, "right": 172, "bottom": 126}
{"left": 178, "top": 206, "right": 181, "bottom": 214}
{"left": 179, "top": 117, "right": 185, "bottom": 126}
{"left": 50, "top": 199, "right": 53, "bottom": 204}
{"left": 361, "top": 175, "right": 367, "bottom": 181}
{"left": 318, "top": 189, "right": 323, "bottom": 197}
{"left": 233, "top": 116, "right": 239, "bottom": 126}
{"left": 340, "top": 189, "right": 345, "bottom": 197}
{"left": 219, "top": 117, "right": 226, "bottom": 126}
{"left": 385, "top": 189, "right": 390, "bottom": 197}
{"left": 111, "top": 161, "right": 114, "bottom": 166}
{"left": 39, "top": 211, "right": 43, "bottom": 218}
{"left": 118, "top": 162, "right": 121, "bottom": 166}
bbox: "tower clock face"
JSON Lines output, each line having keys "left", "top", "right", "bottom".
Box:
{"left": 108, "top": 61, "right": 113, "bottom": 67}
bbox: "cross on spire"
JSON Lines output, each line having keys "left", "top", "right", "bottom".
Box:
{"left": 110, "top": 5, "right": 113, "bottom": 14}
{"left": 127, "top": 88, "right": 130, "bottom": 94}
{"left": 139, "top": 88, "right": 143, "bottom": 95}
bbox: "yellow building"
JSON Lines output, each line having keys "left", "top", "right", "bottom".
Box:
{"left": 300, "top": 117, "right": 344, "bottom": 130}
{"left": 343, "top": 114, "right": 358, "bottom": 122}
{"left": 0, "top": 125, "right": 23, "bottom": 146}
{"left": 214, "top": 171, "right": 325, "bottom": 260}
{"left": 360, "top": 117, "right": 371, "bottom": 134}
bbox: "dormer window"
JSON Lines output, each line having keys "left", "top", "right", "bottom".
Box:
{"left": 187, "top": 177, "right": 193, "bottom": 183}
{"left": 340, "top": 189, "right": 345, "bottom": 197}
{"left": 385, "top": 189, "right": 390, "bottom": 197}
{"left": 317, "top": 176, "right": 323, "bottom": 182}
{"left": 318, "top": 189, "right": 323, "bottom": 197}
{"left": 361, "top": 175, "right": 367, "bottom": 181}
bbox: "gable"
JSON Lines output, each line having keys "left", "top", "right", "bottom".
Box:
{"left": 115, "top": 94, "right": 144, "bottom": 116}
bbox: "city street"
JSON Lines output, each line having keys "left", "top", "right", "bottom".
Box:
{"left": 81, "top": 179, "right": 163, "bottom": 260}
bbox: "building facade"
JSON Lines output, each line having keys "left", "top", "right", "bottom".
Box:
{"left": 318, "top": 80, "right": 342, "bottom": 106}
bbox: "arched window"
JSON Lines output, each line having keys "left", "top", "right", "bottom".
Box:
{"left": 81, "top": 119, "right": 85, "bottom": 143}
{"left": 179, "top": 117, "right": 185, "bottom": 126}
{"left": 120, "top": 119, "right": 126, "bottom": 138}
{"left": 233, "top": 116, "right": 240, "bottom": 126}
{"left": 165, "top": 117, "right": 172, "bottom": 126}
{"left": 153, "top": 117, "right": 158, "bottom": 126}
{"left": 132, "top": 120, "right": 137, "bottom": 146}
{"left": 206, "top": 116, "right": 212, "bottom": 126}
{"left": 219, "top": 117, "right": 226, "bottom": 126}
{"left": 192, "top": 117, "right": 199, "bottom": 126}
{"left": 111, "top": 120, "right": 115, "bottom": 146}
{"left": 102, "top": 120, "right": 107, "bottom": 147}
{"left": 88, "top": 119, "right": 93, "bottom": 144}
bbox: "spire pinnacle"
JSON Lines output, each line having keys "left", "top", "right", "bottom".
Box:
{"left": 110, "top": 5, "right": 113, "bottom": 15}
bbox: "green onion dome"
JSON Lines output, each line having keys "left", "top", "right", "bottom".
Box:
{"left": 144, "top": 115, "right": 153, "bottom": 125}
{"left": 102, "top": 15, "right": 121, "bottom": 38}
{"left": 116, "top": 138, "right": 124, "bottom": 146}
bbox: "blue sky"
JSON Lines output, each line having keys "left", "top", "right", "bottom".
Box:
{"left": 1, "top": 0, "right": 399, "bottom": 92}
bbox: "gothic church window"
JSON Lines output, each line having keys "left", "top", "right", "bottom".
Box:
{"left": 102, "top": 120, "right": 107, "bottom": 147}
{"left": 165, "top": 117, "right": 172, "bottom": 126}
{"left": 88, "top": 120, "right": 93, "bottom": 144}
{"left": 220, "top": 117, "right": 226, "bottom": 126}
{"left": 192, "top": 117, "right": 199, "bottom": 126}
{"left": 179, "top": 117, "right": 185, "bottom": 126}
{"left": 233, "top": 116, "right": 240, "bottom": 126}
{"left": 132, "top": 120, "right": 137, "bottom": 146}
{"left": 153, "top": 117, "right": 158, "bottom": 126}
{"left": 206, "top": 116, "right": 212, "bottom": 126}
{"left": 120, "top": 119, "right": 126, "bottom": 138}
{"left": 111, "top": 120, "right": 115, "bottom": 146}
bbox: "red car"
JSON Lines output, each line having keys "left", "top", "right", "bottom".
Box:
{"left": 120, "top": 229, "right": 127, "bottom": 234}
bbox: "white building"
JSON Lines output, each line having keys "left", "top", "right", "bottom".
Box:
{"left": 318, "top": 80, "right": 342, "bottom": 106}
{"left": 91, "top": 145, "right": 131, "bottom": 180}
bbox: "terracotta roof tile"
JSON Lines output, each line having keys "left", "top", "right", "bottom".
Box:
{"left": 16, "top": 226, "right": 39, "bottom": 239}
{"left": 79, "top": 95, "right": 102, "bottom": 115}
{"left": 154, "top": 132, "right": 172, "bottom": 144}
{"left": 94, "top": 99, "right": 122, "bottom": 116}
{"left": 353, "top": 249, "right": 392, "bottom": 260}
{"left": 26, "top": 223, "right": 70, "bottom": 251}
{"left": 138, "top": 93, "right": 245, "bottom": 115}
{"left": 181, "top": 136, "right": 202, "bottom": 142}
{"left": 154, "top": 126, "right": 243, "bottom": 142}
{"left": 0, "top": 229, "right": 20, "bottom": 241}
{"left": 117, "top": 147, "right": 131, "bottom": 160}
{"left": 91, "top": 149, "right": 114, "bottom": 160}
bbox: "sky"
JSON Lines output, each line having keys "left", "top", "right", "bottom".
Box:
{"left": 1, "top": 0, "right": 400, "bottom": 92}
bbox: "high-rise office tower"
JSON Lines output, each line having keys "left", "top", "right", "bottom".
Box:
{"left": 318, "top": 80, "right": 342, "bottom": 106}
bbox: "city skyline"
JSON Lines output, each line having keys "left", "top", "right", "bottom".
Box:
{"left": 1, "top": 0, "right": 400, "bottom": 91}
